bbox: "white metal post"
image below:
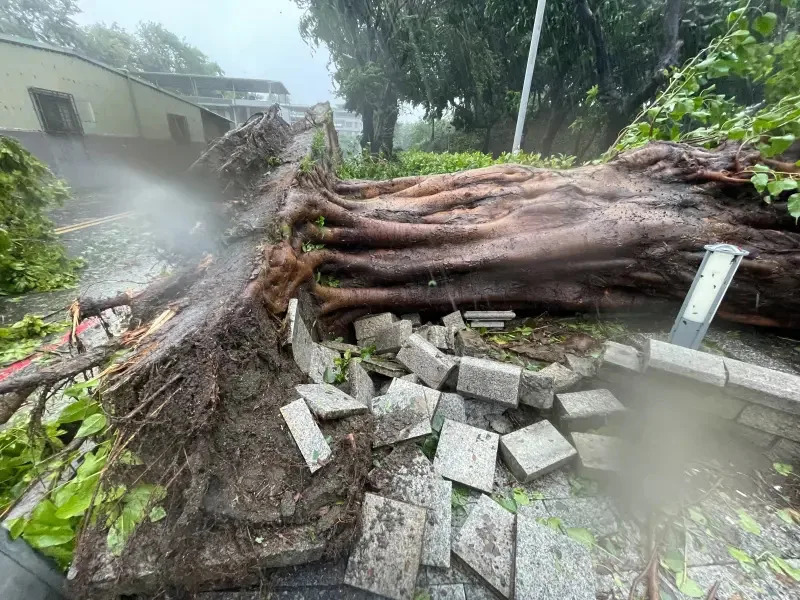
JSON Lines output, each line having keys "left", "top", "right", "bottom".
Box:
{"left": 512, "top": 0, "right": 548, "bottom": 154}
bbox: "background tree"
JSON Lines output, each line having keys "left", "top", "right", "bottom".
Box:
{"left": 0, "top": 0, "right": 83, "bottom": 48}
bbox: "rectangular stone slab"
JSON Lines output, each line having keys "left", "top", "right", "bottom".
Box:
{"left": 346, "top": 360, "right": 376, "bottom": 406}
{"left": 396, "top": 333, "right": 458, "bottom": 390}
{"left": 295, "top": 383, "right": 368, "bottom": 419}
{"left": 452, "top": 494, "right": 515, "bottom": 598}
{"left": 280, "top": 399, "right": 331, "bottom": 473}
{"left": 441, "top": 311, "right": 466, "bottom": 330}
{"left": 433, "top": 392, "right": 467, "bottom": 428}
{"left": 373, "top": 319, "right": 414, "bottom": 353}
{"left": 354, "top": 312, "right": 397, "bottom": 344}
{"left": 518, "top": 369, "right": 554, "bottom": 409}
{"left": 361, "top": 356, "right": 408, "bottom": 378}
{"left": 602, "top": 341, "right": 643, "bottom": 373}
{"left": 307, "top": 344, "right": 339, "bottom": 384}
{"left": 433, "top": 419, "right": 498, "bottom": 493}
{"left": 463, "top": 311, "right": 516, "bottom": 321}
{"left": 499, "top": 420, "right": 576, "bottom": 483}
{"left": 289, "top": 301, "right": 315, "bottom": 375}
{"left": 388, "top": 377, "right": 441, "bottom": 419}
{"left": 645, "top": 338, "right": 726, "bottom": 387}
{"left": 388, "top": 474, "right": 452, "bottom": 568}
{"left": 571, "top": 432, "right": 626, "bottom": 479}
{"left": 372, "top": 392, "right": 432, "bottom": 448}
{"left": 555, "top": 388, "right": 627, "bottom": 432}
{"left": 344, "top": 493, "right": 426, "bottom": 600}
{"left": 515, "top": 508, "right": 596, "bottom": 600}
{"left": 424, "top": 325, "right": 453, "bottom": 350}
{"left": 724, "top": 357, "right": 800, "bottom": 415}
{"left": 469, "top": 321, "right": 505, "bottom": 328}
{"left": 738, "top": 404, "right": 800, "bottom": 443}
{"left": 456, "top": 356, "right": 520, "bottom": 408}
{"left": 537, "top": 362, "right": 581, "bottom": 393}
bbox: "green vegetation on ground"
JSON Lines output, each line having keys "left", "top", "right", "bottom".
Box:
{"left": 0, "top": 137, "right": 82, "bottom": 294}
{"left": 0, "top": 314, "right": 70, "bottom": 366}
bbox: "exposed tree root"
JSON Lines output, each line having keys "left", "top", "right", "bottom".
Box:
{"left": 256, "top": 141, "right": 800, "bottom": 329}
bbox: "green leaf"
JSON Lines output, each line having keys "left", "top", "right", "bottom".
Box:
{"left": 675, "top": 572, "right": 705, "bottom": 597}
{"left": 761, "top": 134, "right": 795, "bottom": 158}
{"left": 63, "top": 377, "right": 100, "bottom": 399}
{"left": 75, "top": 413, "right": 106, "bottom": 437}
{"left": 566, "top": 527, "right": 595, "bottom": 547}
{"left": 767, "top": 178, "right": 798, "bottom": 196}
{"left": 149, "top": 506, "right": 166, "bottom": 522}
{"left": 23, "top": 527, "right": 75, "bottom": 548}
{"left": 58, "top": 399, "right": 101, "bottom": 423}
{"left": 493, "top": 494, "right": 517, "bottom": 513}
{"left": 6, "top": 517, "right": 25, "bottom": 538}
{"left": 753, "top": 12, "right": 777, "bottom": 36}
{"left": 54, "top": 486, "right": 94, "bottom": 519}
{"left": 750, "top": 172, "right": 769, "bottom": 192}
{"left": 737, "top": 509, "right": 762, "bottom": 535}
{"left": 774, "top": 462, "right": 794, "bottom": 476}
{"left": 728, "top": 546, "right": 754, "bottom": 566}
{"left": 512, "top": 488, "right": 530, "bottom": 507}
{"left": 767, "top": 554, "right": 800, "bottom": 581}
{"left": 777, "top": 508, "right": 795, "bottom": 524}
{"left": 662, "top": 549, "right": 685, "bottom": 573}
{"left": 789, "top": 194, "right": 800, "bottom": 222}
{"left": 537, "top": 516, "right": 563, "bottom": 531}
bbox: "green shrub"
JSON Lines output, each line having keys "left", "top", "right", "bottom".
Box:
{"left": 0, "top": 136, "right": 82, "bottom": 294}
{"left": 338, "top": 149, "right": 576, "bottom": 180}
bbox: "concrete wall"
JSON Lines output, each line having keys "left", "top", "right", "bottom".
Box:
{"left": 0, "top": 38, "right": 229, "bottom": 188}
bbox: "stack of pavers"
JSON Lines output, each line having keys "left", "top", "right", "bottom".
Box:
{"left": 281, "top": 301, "right": 630, "bottom": 599}
{"left": 463, "top": 310, "right": 516, "bottom": 330}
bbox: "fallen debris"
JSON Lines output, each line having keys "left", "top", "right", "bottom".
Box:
{"left": 433, "top": 419, "right": 498, "bottom": 493}
{"left": 396, "top": 333, "right": 457, "bottom": 390}
{"left": 372, "top": 391, "right": 432, "bottom": 447}
{"left": 499, "top": 420, "right": 577, "bottom": 483}
{"left": 555, "top": 388, "right": 627, "bottom": 432}
{"left": 571, "top": 432, "right": 626, "bottom": 479}
{"left": 280, "top": 398, "right": 332, "bottom": 473}
{"left": 456, "top": 356, "right": 521, "bottom": 408}
{"left": 295, "top": 383, "right": 368, "bottom": 419}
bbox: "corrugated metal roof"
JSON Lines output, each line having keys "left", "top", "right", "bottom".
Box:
{"left": 0, "top": 33, "right": 232, "bottom": 123}
{"left": 132, "top": 72, "right": 290, "bottom": 96}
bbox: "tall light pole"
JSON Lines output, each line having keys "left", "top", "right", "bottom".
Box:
{"left": 512, "top": 0, "right": 548, "bottom": 155}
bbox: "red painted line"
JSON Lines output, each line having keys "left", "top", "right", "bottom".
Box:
{"left": 0, "top": 318, "right": 99, "bottom": 382}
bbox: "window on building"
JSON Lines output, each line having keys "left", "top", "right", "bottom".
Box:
{"left": 29, "top": 88, "right": 83, "bottom": 135}
{"left": 167, "top": 113, "right": 191, "bottom": 144}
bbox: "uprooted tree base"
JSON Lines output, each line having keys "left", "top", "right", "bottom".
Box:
{"left": 18, "top": 112, "right": 797, "bottom": 597}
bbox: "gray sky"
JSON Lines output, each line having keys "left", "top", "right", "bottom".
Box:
{"left": 75, "top": 0, "right": 335, "bottom": 105}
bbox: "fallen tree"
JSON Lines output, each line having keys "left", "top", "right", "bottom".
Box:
{"left": 2, "top": 103, "right": 799, "bottom": 597}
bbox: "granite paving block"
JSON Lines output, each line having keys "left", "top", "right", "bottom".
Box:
{"left": 344, "top": 493, "right": 426, "bottom": 600}
{"left": 493, "top": 462, "right": 572, "bottom": 499}
{"left": 456, "top": 356, "right": 521, "bottom": 408}
{"left": 571, "top": 432, "right": 625, "bottom": 479}
{"left": 425, "top": 325, "right": 453, "bottom": 350}
{"left": 427, "top": 584, "right": 466, "bottom": 600}
{"left": 468, "top": 321, "right": 504, "bottom": 329}
{"left": 295, "top": 384, "right": 368, "bottom": 419}
{"left": 433, "top": 393, "right": 467, "bottom": 428}
{"left": 353, "top": 312, "right": 397, "bottom": 344}
{"left": 321, "top": 340, "right": 361, "bottom": 354}
{"left": 738, "top": 404, "right": 800, "bottom": 443}
{"left": 518, "top": 369, "right": 554, "bottom": 409}
{"left": 347, "top": 360, "right": 376, "bottom": 406}
{"left": 373, "top": 319, "right": 414, "bottom": 353}
{"left": 645, "top": 338, "right": 726, "bottom": 387}
{"left": 361, "top": 356, "right": 407, "bottom": 378}
{"left": 538, "top": 362, "right": 581, "bottom": 393}
{"left": 499, "top": 420, "right": 576, "bottom": 483}
{"left": 434, "top": 420, "right": 499, "bottom": 493}
{"left": 463, "top": 311, "right": 515, "bottom": 321}
{"left": 555, "top": 388, "right": 627, "bottom": 432}
{"left": 308, "top": 344, "right": 339, "bottom": 384}
{"left": 280, "top": 399, "right": 331, "bottom": 473}
{"left": 451, "top": 494, "right": 515, "bottom": 599}
{"left": 686, "top": 560, "right": 800, "bottom": 600}
{"left": 401, "top": 312, "right": 422, "bottom": 326}
{"left": 727, "top": 422, "right": 776, "bottom": 448}
{"left": 724, "top": 357, "right": 800, "bottom": 415}
{"left": 388, "top": 475, "right": 452, "bottom": 568}
{"left": 454, "top": 329, "right": 491, "bottom": 358}
{"left": 368, "top": 443, "right": 437, "bottom": 490}
{"left": 540, "top": 497, "right": 619, "bottom": 537}
{"left": 442, "top": 311, "right": 466, "bottom": 330}
{"left": 462, "top": 398, "right": 505, "bottom": 429}
{"left": 283, "top": 298, "right": 299, "bottom": 347}
{"left": 565, "top": 353, "right": 598, "bottom": 377}
{"left": 771, "top": 437, "right": 800, "bottom": 463}
{"left": 515, "top": 511, "right": 595, "bottom": 600}
{"left": 397, "top": 333, "right": 458, "bottom": 390}
{"left": 372, "top": 392, "right": 432, "bottom": 448}
{"left": 401, "top": 373, "right": 421, "bottom": 383}
{"left": 388, "top": 377, "right": 441, "bottom": 418}
{"left": 289, "top": 302, "right": 315, "bottom": 375}
{"left": 602, "top": 341, "right": 643, "bottom": 372}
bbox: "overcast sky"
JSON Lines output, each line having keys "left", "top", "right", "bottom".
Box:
{"left": 75, "top": 0, "right": 335, "bottom": 105}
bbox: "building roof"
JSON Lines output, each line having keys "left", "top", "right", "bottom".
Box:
{"left": 131, "top": 72, "right": 289, "bottom": 97}
{"left": 0, "top": 33, "right": 232, "bottom": 123}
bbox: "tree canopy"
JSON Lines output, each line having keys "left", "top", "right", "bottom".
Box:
{"left": 0, "top": 1, "right": 222, "bottom": 75}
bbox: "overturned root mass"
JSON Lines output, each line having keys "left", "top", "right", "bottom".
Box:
{"left": 258, "top": 142, "right": 800, "bottom": 329}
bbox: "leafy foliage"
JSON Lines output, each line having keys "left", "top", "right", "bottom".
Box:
{"left": 0, "top": 137, "right": 82, "bottom": 294}
{"left": 0, "top": 314, "right": 70, "bottom": 366}
{"left": 2, "top": 378, "right": 166, "bottom": 570}
{"left": 613, "top": 3, "right": 800, "bottom": 213}
{"left": 338, "top": 149, "right": 575, "bottom": 180}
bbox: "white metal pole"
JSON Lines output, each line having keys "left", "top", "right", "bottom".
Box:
{"left": 512, "top": 0, "right": 547, "bottom": 154}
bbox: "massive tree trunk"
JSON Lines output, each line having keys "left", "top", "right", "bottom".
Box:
{"left": 260, "top": 141, "right": 800, "bottom": 331}
{"left": 5, "top": 108, "right": 799, "bottom": 597}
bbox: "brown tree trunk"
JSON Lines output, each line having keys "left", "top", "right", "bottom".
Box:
{"left": 260, "top": 141, "right": 800, "bottom": 330}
